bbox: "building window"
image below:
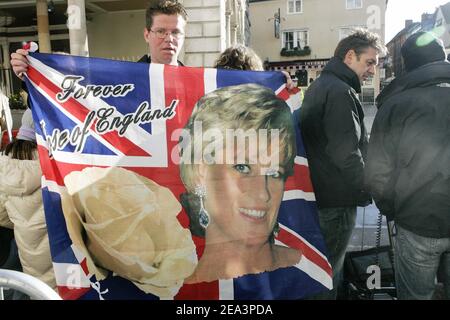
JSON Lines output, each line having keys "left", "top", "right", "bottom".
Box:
{"left": 288, "top": 0, "right": 302, "bottom": 14}
{"left": 436, "top": 18, "right": 443, "bottom": 27}
{"left": 361, "top": 87, "right": 375, "bottom": 104}
{"left": 379, "top": 68, "right": 386, "bottom": 80}
{"left": 295, "top": 69, "right": 308, "bottom": 86}
{"left": 283, "top": 30, "right": 308, "bottom": 49}
{"left": 339, "top": 26, "right": 366, "bottom": 40}
{"left": 346, "top": 0, "right": 362, "bottom": 10}
{"left": 363, "top": 76, "right": 373, "bottom": 86}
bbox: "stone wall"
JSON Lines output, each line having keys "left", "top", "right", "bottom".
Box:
{"left": 183, "top": 0, "right": 226, "bottom": 67}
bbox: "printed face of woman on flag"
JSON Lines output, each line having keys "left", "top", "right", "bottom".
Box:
{"left": 179, "top": 84, "right": 301, "bottom": 282}
{"left": 198, "top": 146, "right": 287, "bottom": 247}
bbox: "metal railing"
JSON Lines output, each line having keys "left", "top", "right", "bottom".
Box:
{"left": 0, "top": 269, "right": 62, "bottom": 300}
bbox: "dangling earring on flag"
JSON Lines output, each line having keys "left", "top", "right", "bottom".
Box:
{"left": 269, "top": 221, "right": 280, "bottom": 244}
{"left": 194, "top": 185, "right": 210, "bottom": 229}
{"left": 273, "top": 222, "right": 280, "bottom": 238}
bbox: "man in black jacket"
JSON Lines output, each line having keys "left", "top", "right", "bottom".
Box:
{"left": 366, "top": 32, "right": 450, "bottom": 300}
{"left": 300, "top": 30, "right": 385, "bottom": 299}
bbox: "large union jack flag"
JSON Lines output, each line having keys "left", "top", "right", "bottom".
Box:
{"left": 24, "top": 53, "right": 331, "bottom": 300}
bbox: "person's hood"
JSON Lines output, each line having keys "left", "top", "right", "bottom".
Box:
{"left": 323, "top": 57, "right": 362, "bottom": 93}
{"left": 0, "top": 156, "right": 42, "bottom": 196}
{"left": 376, "top": 60, "right": 450, "bottom": 108}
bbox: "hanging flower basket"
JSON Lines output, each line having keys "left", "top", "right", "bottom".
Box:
{"left": 8, "top": 93, "right": 27, "bottom": 110}
{"left": 280, "top": 46, "right": 311, "bottom": 57}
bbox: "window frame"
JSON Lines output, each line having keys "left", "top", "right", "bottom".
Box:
{"left": 346, "top": 0, "right": 363, "bottom": 10}
{"left": 281, "top": 29, "right": 309, "bottom": 50}
{"left": 287, "top": 0, "right": 303, "bottom": 15}
{"left": 361, "top": 87, "right": 375, "bottom": 104}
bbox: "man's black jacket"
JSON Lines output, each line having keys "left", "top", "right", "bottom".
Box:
{"left": 299, "top": 57, "right": 371, "bottom": 209}
{"left": 366, "top": 60, "right": 450, "bottom": 238}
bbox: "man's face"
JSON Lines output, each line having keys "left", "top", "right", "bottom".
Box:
{"left": 143, "top": 13, "right": 186, "bottom": 65}
{"left": 344, "top": 47, "right": 379, "bottom": 83}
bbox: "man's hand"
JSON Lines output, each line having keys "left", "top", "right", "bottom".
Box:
{"left": 281, "top": 71, "right": 297, "bottom": 93}
{"left": 10, "top": 49, "right": 30, "bottom": 80}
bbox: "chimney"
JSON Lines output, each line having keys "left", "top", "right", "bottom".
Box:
{"left": 405, "top": 19, "right": 413, "bottom": 28}
{"left": 420, "top": 13, "right": 435, "bottom": 30}
{"left": 422, "top": 13, "right": 434, "bottom": 24}
{"left": 422, "top": 14, "right": 428, "bottom": 23}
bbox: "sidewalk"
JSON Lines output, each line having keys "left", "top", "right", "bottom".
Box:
{"left": 347, "top": 204, "right": 390, "bottom": 252}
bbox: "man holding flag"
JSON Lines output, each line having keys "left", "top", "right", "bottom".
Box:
{"left": 11, "top": 0, "right": 187, "bottom": 76}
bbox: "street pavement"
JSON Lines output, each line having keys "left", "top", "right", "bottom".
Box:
{"left": 347, "top": 103, "right": 391, "bottom": 252}
{"left": 347, "top": 204, "right": 390, "bottom": 252}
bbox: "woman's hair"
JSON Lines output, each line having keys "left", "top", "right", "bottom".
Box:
{"left": 4, "top": 108, "right": 37, "bottom": 160}
{"left": 214, "top": 45, "right": 264, "bottom": 71}
{"left": 4, "top": 139, "right": 38, "bottom": 160}
{"left": 179, "top": 83, "right": 296, "bottom": 237}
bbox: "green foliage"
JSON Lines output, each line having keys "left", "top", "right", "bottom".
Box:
{"left": 8, "top": 93, "right": 27, "bottom": 110}
{"left": 280, "top": 46, "right": 311, "bottom": 57}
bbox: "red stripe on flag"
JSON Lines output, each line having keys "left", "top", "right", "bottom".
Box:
{"left": 80, "top": 259, "right": 89, "bottom": 276}
{"left": 163, "top": 67, "right": 223, "bottom": 301}
{"left": 37, "top": 145, "right": 66, "bottom": 186}
{"left": 163, "top": 64, "right": 207, "bottom": 249}
{"left": 27, "top": 65, "right": 150, "bottom": 156}
{"left": 57, "top": 286, "right": 90, "bottom": 300}
{"left": 276, "top": 88, "right": 290, "bottom": 100}
{"left": 38, "top": 145, "right": 109, "bottom": 185}
{"left": 289, "top": 87, "right": 301, "bottom": 95}
{"left": 277, "top": 228, "right": 332, "bottom": 277}
{"left": 285, "top": 164, "right": 315, "bottom": 193}
{"left": 175, "top": 281, "right": 220, "bottom": 300}
{"left": 163, "top": 65, "right": 205, "bottom": 169}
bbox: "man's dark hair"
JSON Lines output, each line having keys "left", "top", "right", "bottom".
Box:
{"left": 334, "top": 29, "right": 386, "bottom": 60}
{"left": 145, "top": 0, "right": 188, "bottom": 30}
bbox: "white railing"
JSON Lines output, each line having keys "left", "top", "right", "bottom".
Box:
{"left": 0, "top": 90, "right": 13, "bottom": 145}
{"left": 0, "top": 269, "right": 62, "bottom": 300}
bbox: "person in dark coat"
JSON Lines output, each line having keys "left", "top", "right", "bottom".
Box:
{"left": 366, "top": 31, "right": 450, "bottom": 300}
{"left": 300, "top": 29, "right": 386, "bottom": 299}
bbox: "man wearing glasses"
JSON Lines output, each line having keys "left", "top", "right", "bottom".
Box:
{"left": 139, "top": 0, "right": 187, "bottom": 66}
{"left": 10, "top": 1, "right": 294, "bottom": 91}
{"left": 10, "top": 0, "right": 187, "bottom": 77}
